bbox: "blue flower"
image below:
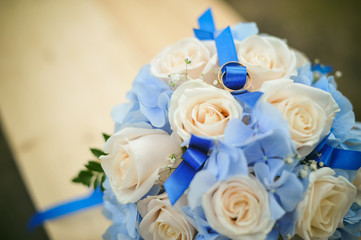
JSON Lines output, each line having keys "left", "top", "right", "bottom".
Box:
{"left": 254, "top": 160, "right": 304, "bottom": 220}
{"left": 231, "top": 22, "right": 259, "bottom": 41}
{"left": 330, "top": 203, "right": 361, "bottom": 240}
{"left": 224, "top": 102, "right": 296, "bottom": 166}
{"left": 102, "top": 179, "right": 141, "bottom": 240}
{"left": 112, "top": 65, "right": 172, "bottom": 133}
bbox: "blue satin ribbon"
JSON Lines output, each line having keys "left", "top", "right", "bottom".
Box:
{"left": 28, "top": 187, "right": 104, "bottom": 231}
{"left": 164, "top": 135, "right": 213, "bottom": 205}
{"left": 309, "top": 135, "right": 361, "bottom": 170}
{"left": 311, "top": 64, "right": 333, "bottom": 74}
{"left": 232, "top": 91, "right": 264, "bottom": 109}
{"left": 215, "top": 27, "right": 248, "bottom": 91}
{"left": 194, "top": 8, "right": 250, "bottom": 94}
{"left": 193, "top": 8, "right": 216, "bottom": 40}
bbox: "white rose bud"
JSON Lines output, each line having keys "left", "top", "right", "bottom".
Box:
{"left": 202, "top": 176, "right": 274, "bottom": 240}
{"left": 168, "top": 79, "right": 243, "bottom": 141}
{"left": 260, "top": 79, "right": 340, "bottom": 156}
{"left": 295, "top": 167, "right": 357, "bottom": 240}
{"left": 137, "top": 193, "right": 197, "bottom": 240}
{"left": 100, "top": 127, "right": 182, "bottom": 204}
{"left": 150, "top": 38, "right": 217, "bottom": 88}
{"left": 235, "top": 35, "right": 297, "bottom": 91}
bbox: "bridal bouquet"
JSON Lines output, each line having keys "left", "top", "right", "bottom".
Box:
{"left": 74, "top": 9, "right": 361, "bottom": 240}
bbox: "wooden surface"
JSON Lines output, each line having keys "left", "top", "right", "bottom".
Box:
{"left": 0, "top": 1, "right": 242, "bottom": 239}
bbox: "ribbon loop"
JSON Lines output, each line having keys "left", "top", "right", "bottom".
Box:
{"left": 215, "top": 27, "right": 249, "bottom": 92}
{"left": 308, "top": 135, "right": 361, "bottom": 170}
{"left": 164, "top": 135, "right": 213, "bottom": 205}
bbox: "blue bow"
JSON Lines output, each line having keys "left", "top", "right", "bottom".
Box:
{"left": 194, "top": 8, "right": 263, "bottom": 107}
{"left": 164, "top": 135, "right": 213, "bottom": 205}
{"left": 309, "top": 135, "right": 361, "bottom": 170}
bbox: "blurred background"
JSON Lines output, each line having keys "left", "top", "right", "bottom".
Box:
{"left": 0, "top": 0, "right": 360, "bottom": 239}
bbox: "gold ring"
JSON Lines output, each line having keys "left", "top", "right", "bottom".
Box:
{"left": 217, "top": 61, "right": 250, "bottom": 93}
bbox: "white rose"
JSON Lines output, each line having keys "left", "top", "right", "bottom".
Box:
{"left": 353, "top": 168, "right": 361, "bottom": 205}
{"left": 292, "top": 48, "right": 309, "bottom": 68}
{"left": 137, "top": 193, "right": 197, "bottom": 240}
{"left": 295, "top": 167, "right": 356, "bottom": 240}
{"left": 259, "top": 79, "right": 340, "bottom": 156}
{"left": 168, "top": 79, "right": 243, "bottom": 141}
{"left": 100, "top": 127, "right": 182, "bottom": 204}
{"left": 150, "top": 38, "right": 217, "bottom": 88}
{"left": 202, "top": 176, "right": 274, "bottom": 240}
{"left": 235, "top": 35, "right": 297, "bottom": 91}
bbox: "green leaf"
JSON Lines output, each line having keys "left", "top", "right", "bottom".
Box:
{"left": 102, "top": 133, "right": 111, "bottom": 141}
{"left": 93, "top": 175, "right": 99, "bottom": 189}
{"left": 100, "top": 174, "right": 106, "bottom": 191}
{"left": 90, "top": 148, "right": 106, "bottom": 158}
{"left": 85, "top": 161, "right": 103, "bottom": 172}
{"left": 72, "top": 170, "right": 93, "bottom": 187}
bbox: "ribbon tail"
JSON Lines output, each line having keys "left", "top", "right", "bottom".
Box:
{"left": 28, "top": 187, "right": 104, "bottom": 231}
{"left": 193, "top": 29, "right": 214, "bottom": 40}
{"left": 311, "top": 142, "right": 361, "bottom": 170}
{"left": 232, "top": 91, "right": 263, "bottom": 109}
{"left": 164, "top": 161, "right": 197, "bottom": 205}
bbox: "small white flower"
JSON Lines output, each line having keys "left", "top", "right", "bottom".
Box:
{"left": 299, "top": 169, "right": 308, "bottom": 179}
{"left": 310, "top": 161, "right": 318, "bottom": 171}
{"left": 184, "top": 56, "right": 192, "bottom": 64}
{"left": 284, "top": 155, "right": 294, "bottom": 164}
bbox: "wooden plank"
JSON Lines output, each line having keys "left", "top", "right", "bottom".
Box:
{"left": 0, "top": 0, "right": 241, "bottom": 239}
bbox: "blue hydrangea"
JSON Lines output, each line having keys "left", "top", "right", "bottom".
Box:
{"left": 111, "top": 65, "right": 172, "bottom": 133}
{"left": 102, "top": 179, "right": 141, "bottom": 240}
{"left": 231, "top": 22, "right": 259, "bottom": 41}
{"left": 330, "top": 203, "right": 361, "bottom": 240}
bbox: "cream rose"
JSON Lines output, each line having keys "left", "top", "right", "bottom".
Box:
{"left": 353, "top": 168, "right": 361, "bottom": 205}
{"left": 168, "top": 79, "right": 243, "bottom": 141}
{"left": 100, "top": 127, "right": 182, "bottom": 204}
{"left": 137, "top": 193, "right": 197, "bottom": 240}
{"left": 150, "top": 38, "right": 217, "bottom": 88}
{"left": 234, "top": 35, "right": 297, "bottom": 91}
{"left": 202, "top": 176, "right": 274, "bottom": 240}
{"left": 295, "top": 167, "right": 356, "bottom": 240}
{"left": 259, "top": 79, "right": 340, "bottom": 156}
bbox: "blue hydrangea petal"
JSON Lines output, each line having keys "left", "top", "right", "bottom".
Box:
{"left": 269, "top": 192, "right": 286, "bottom": 220}
{"left": 278, "top": 209, "right": 298, "bottom": 239}
{"left": 188, "top": 170, "right": 217, "bottom": 210}
{"left": 275, "top": 172, "right": 304, "bottom": 212}
{"left": 231, "top": 22, "right": 259, "bottom": 41}
{"left": 224, "top": 118, "right": 254, "bottom": 147}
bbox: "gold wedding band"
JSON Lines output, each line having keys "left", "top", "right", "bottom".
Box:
{"left": 217, "top": 61, "right": 250, "bottom": 93}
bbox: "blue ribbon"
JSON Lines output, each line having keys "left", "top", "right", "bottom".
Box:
{"left": 311, "top": 64, "right": 333, "bottom": 74}
{"left": 28, "top": 187, "right": 104, "bottom": 231}
{"left": 309, "top": 135, "right": 361, "bottom": 170}
{"left": 215, "top": 27, "right": 248, "bottom": 91}
{"left": 164, "top": 135, "right": 213, "bottom": 205}
{"left": 193, "top": 8, "right": 216, "bottom": 40}
{"left": 232, "top": 91, "right": 264, "bottom": 109}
